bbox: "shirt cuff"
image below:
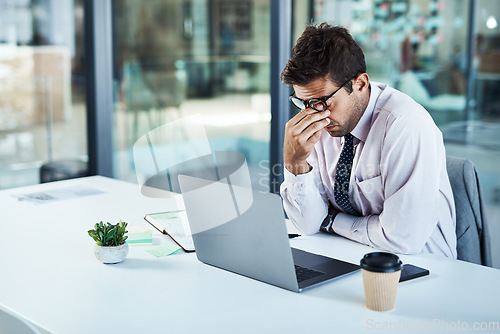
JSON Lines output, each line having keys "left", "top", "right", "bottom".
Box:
{"left": 282, "top": 167, "right": 316, "bottom": 205}
{"left": 332, "top": 212, "right": 357, "bottom": 237}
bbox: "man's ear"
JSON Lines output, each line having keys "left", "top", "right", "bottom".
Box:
{"left": 353, "top": 73, "right": 370, "bottom": 93}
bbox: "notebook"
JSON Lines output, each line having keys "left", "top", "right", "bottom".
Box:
{"left": 178, "top": 174, "right": 360, "bottom": 292}
{"left": 144, "top": 211, "right": 195, "bottom": 252}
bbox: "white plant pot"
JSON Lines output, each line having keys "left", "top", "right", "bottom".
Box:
{"left": 94, "top": 243, "right": 129, "bottom": 264}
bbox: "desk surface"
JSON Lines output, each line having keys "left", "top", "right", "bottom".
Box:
{"left": 1, "top": 176, "right": 499, "bottom": 334}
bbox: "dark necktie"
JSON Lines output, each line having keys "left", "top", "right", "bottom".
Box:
{"left": 334, "top": 133, "right": 360, "bottom": 216}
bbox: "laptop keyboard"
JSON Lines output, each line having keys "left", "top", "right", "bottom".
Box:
{"left": 294, "top": 265, "right": 325, "bottom": 283}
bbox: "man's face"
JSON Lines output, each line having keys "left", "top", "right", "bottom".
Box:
{"left": 292, "top": 77, "right": 365, "bottom": 137}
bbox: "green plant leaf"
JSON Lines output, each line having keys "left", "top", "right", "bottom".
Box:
{"left": 88, "top": 230, "right": 98, "bottom": 242}
{"left": 90, "top": 220, "right": 130, "bottom": 246}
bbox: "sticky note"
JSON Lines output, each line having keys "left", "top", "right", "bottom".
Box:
{"left": 127, "top": 226, "right": 153, "bottom": 245}
{"left": 146, "top": 241, "right": 181, "bottom": 258}
{"left": 127, "top": 232, "right": 153, "bottom": 245}
{"left": 128, "top": 226, "right": 151, "bottom": 233}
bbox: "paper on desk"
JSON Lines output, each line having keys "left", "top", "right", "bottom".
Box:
{"left": 13, "top": 186, "right": 104, "bottom": 205}
{"left": 146, "top": 240, "right": 181, "bottom": 258}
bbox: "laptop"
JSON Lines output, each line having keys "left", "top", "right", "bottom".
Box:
{"left": 178, "top": 174, "right": 359, "bottom": 292}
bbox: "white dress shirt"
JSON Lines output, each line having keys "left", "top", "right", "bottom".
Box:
{"left": 281, "top": 81, "right": 457, "bottom": 258}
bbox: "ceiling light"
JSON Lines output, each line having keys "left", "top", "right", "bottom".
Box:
{"left": 486, "top": 16, "right": 497, "bottom": 29}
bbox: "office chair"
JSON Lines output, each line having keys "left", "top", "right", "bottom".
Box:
{"left": 398, "top": 71, "right": 466, "bottom": 113}
{"left": 122, "top": 61, "right": 157, "bottom": 143}
{"left": 123, "top": 61, "right": 186, "bottom": 144}
{"left": 39, "top": 159, "right": 88, "bottom": 183}
{"left": 446, "top": 156, "right": 492, "bottom": 266}
{"left": 0, "top": 305, "right": 41, "bottom": 334}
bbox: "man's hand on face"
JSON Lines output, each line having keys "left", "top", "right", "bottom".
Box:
{"left": 283, "top": 108, "right": 331, "bottom": 175}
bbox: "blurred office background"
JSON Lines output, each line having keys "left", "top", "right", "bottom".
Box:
{"left": 0, "top": 0, "right": 498, "bottom": 267}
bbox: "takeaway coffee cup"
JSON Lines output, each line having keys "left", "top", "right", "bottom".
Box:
{"left": 360, "top": 252, "right": 402, "bottom": 312}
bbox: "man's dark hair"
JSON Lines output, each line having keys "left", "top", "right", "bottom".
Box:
{"left": 281, "top": 23, "right": 366, "bottom": 93}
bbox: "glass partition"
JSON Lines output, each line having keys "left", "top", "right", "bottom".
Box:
{"left": 297, "top": 0, "right": 500, "bottom": 268}
{"left": 112, "top": 0, "right": 271, "bottom": 191}
{"left": 0, "top": 0, "right": 87, "bottom": 189}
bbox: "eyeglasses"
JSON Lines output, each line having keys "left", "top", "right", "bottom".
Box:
{"left": 288, "top": 78, "right": 354, "bottom": 112}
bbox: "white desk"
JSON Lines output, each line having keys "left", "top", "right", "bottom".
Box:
{"left": 1, "top": 176, "right": 499, "bottom": 334}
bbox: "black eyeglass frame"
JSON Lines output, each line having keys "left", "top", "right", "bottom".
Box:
{"left": 288, "top": 77, "right": 355, "bottom": 112}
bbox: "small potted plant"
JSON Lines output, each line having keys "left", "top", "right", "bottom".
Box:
{"left": 88, "top": 221, "right": 129, "bottom": 264}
